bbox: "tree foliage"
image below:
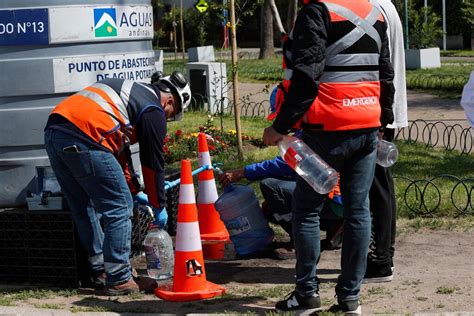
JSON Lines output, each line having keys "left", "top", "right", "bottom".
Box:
{"left": 406, "top": 0, "right": 473, "bottom": 36}
{"left": 461, "top": 0, "right": 474, "bottom": 35}
{"left": 409, "top": 5, "right": 443, "bottom": 49}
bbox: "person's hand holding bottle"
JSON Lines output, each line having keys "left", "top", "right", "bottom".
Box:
{"left": 133, "top": 192, "right": 168, "bottom": 228}
{"left": 151, "top": 207, "right": 168, "bottom": 229}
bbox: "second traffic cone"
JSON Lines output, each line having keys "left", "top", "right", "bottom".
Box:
{"left": 197, "top": 133, "right": 229, "bottom": 242}
{"left": 155, "top": 159, "right": 226, "bottom": 301}
{"left": 202, "top": 241, "right": 226, "bottom": 260}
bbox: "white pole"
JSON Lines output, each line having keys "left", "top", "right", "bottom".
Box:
{"left": 442, "top": 0, "right": 446, "bottom": 50}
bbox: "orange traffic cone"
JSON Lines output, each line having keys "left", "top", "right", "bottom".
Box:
{"left": 197, "top": 132, "right": 229, "bottom": 243}
{"left": 155, "top": 159, "right": 226, "bottom": 301}
{"left": 202, "top": 242, "right": 226, "bottom": 260}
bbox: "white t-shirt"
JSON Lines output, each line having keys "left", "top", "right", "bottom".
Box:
{"left": 460, "top": 71, "right": 474, "bottom": 128}
{"left": 373, "top": 0, "right": 409, "bottom": 129}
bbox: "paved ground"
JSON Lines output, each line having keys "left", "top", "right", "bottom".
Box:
{"left": 1, "top": 228, "right": 474, "bottom": 315}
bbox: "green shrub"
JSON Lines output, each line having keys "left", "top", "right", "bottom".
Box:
{"left": 409, "top": 6, "right": 443, "bottom": 49}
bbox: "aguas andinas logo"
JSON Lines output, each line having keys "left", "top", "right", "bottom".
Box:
{"left": 94, "top": 8, "right": 117, "bottom": 38}
{"left": 93, "top": 7, "right": 153, "bottom": 38}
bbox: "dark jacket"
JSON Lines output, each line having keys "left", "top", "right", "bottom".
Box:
{"left": 272, "top": 2, "right": 395, "bottom": 134}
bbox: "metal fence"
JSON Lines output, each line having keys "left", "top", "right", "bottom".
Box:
{"left": 394, "top": 175, "right": 473, "bottom": 217}
{"left": 395, "top": 119, "right": 473, "bottom": 155}
{"left": 189, "top": 94, "right": 272, "bottom": 118}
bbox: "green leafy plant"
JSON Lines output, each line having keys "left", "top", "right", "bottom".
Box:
{"left": 409, "top": 6, "right": 443, "bottom": 49}
{"left": 183, "top": 9, "right": 210, "bottom": 47}
{"left": 462, "top": 0, "right": 474, "bottom": 24}
{"left": 461, "top": 0, "right": 474, "bottom": 37}
{"left": 436, "top": 286, "right": 460, "bottom": 294}
{"left": 153, "top": 29, "right": 166, "bottom": 47}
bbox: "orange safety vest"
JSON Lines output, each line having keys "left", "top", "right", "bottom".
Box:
{"left": 51, "top": 79, "right": 162, "bottom": 153}
{"left": 267, "top": 80, "right": 295, "bottom": 121}
{"left": 289, "top": 0, "right": 385, "bottom": 131}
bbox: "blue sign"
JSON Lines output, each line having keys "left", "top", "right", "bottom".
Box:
{"left": 0, "top": 9, "right": 49, "bottom": 45}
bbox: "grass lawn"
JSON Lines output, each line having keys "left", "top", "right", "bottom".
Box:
{"left": 441, "top": 50, "right": 474, "bottom": 58}
{"left": 406, "top": 62, "right": 472, "bottom": 99}
{"left": 393, "top": 141, "right": 474, "bottom": 217}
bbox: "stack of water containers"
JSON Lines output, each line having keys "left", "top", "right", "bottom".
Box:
{"left": 215, "top": 184, "right": 274, "bottom": 256}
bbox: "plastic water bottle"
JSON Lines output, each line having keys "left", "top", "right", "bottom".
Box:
{"left": 377, "top": 140, "right": 399, "bottom": 167}
{"left": 143, "top": 224, "right": 174, "bottom": 280}
{"left": 278, "top": 135, "right": 338, "bottom": 194}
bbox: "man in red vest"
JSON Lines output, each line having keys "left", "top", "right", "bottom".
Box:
{"left": 44, "top": 72, "right": 190, "bottom": 295}
{"left": 263, "top": 0, "right": 394, "bottom": 314}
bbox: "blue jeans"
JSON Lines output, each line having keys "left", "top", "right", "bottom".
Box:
{"left": 293, "top": 129, "right": 377, "bottom": 302}
{"left": 44, "top": 129, "right": 133, "bottom": 286}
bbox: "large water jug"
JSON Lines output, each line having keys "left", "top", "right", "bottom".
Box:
{"left": 142, "top": 224, "right": 174, "bottom": 280}
{"left": 215, "top": 184, "right": 274, "bottom": 255}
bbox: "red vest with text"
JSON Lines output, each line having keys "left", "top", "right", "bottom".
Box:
{"left": 300, "top": 0, "right": 385, "bottom": 131}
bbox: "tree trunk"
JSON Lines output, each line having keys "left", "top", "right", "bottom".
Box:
{"left": 287, "top": 0, "right": 298, "bottom": 31}
{"left": 259, "top": 0, "right": 274, "bottom": 59}
{"left": 180, "top": 0, "right": 185, "bottom": 60}
{"left": 268, "top": 0, "right": 286, "bottom": 35}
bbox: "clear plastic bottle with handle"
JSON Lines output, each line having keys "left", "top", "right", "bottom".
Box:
{"left": 377, "top": 140, "right": 399, "bottom": 167}
{"left": 278, "top": 135, "right": 338, "bottom": 194}
{"left": 143, "top": 223, "right": 174, "bottom": 280}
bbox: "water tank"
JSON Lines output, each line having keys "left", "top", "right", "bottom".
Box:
{"left": 0, "top": 0, "right": 156, "bottom": 207}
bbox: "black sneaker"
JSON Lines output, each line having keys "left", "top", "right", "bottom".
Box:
{"left": 339, "top": 300, "right": 362, "bottom": 315}
{"left": 329, "top": 299, "right": 362, "bottom": 315}
{"left": 363, "top": 263, "right": 393, "bottom": 283}
{"left": 275, "top": 291, "right": 322, "bottom": 314}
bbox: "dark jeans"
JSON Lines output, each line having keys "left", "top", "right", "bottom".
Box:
{"left": 260, "top": 178, "right": 295, "bottom": 236}
{"left": 293, "top": 129, "right": 378, "bottom": 302}
{"left": 259, "top": 177, "right": 344, "bottom": 248}
{"left": 369, "top": 128, "right": 396, "bottom": 267}
{"left": 44, "top": 129, "right": 133, "bottom": 286}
